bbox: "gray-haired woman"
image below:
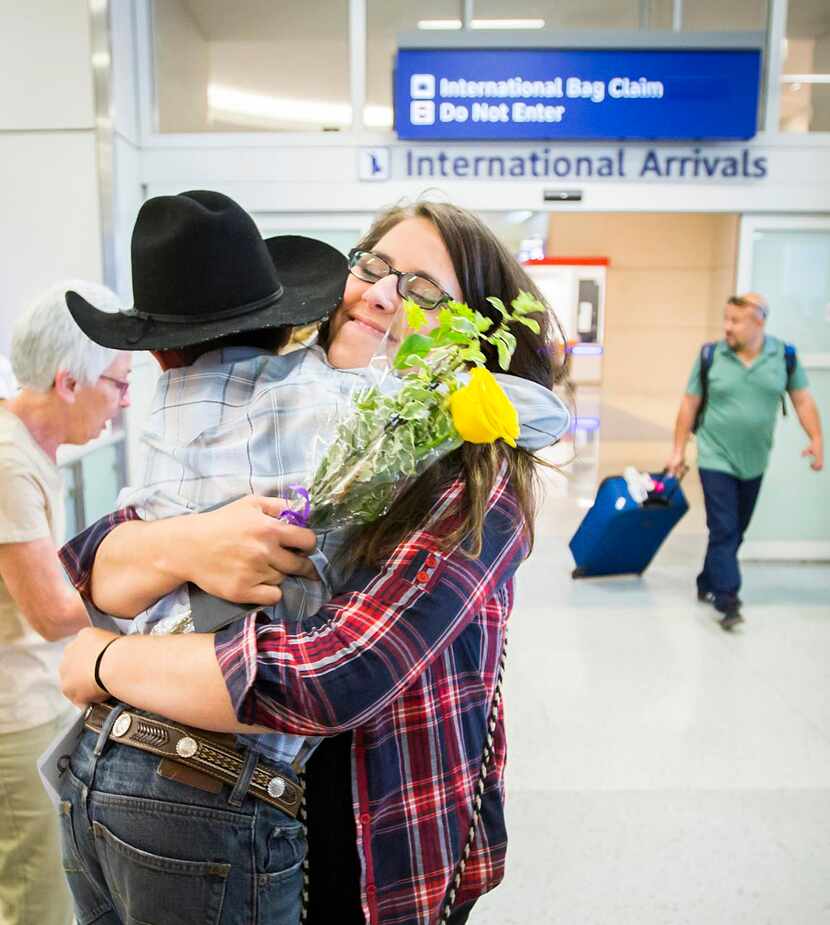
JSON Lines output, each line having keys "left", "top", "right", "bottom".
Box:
{"left": 0, "top": 280, "right": 131, "bottom": 925}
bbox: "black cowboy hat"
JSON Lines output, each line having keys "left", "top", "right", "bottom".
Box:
{"left": 66, "top": 190, "right": 347, "bottom": 350}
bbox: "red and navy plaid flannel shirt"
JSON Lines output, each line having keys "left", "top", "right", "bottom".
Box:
{"left": 59, "top": 469, "right": 528, "bottom": 925}
{"left": 59, "top": 507, "right": 141, "bottom": 593}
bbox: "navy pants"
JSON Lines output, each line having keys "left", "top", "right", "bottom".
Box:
{"left": 697, "top": 468, "right": 763, "bottom": 612}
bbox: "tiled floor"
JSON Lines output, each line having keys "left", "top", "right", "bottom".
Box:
{"left": 472, "top": 396, "right": 830, "bottom": 925}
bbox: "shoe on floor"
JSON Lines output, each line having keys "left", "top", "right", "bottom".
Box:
{"left": 719, "top": 611, "right": 745, "bottom": 631}
{"left": 699, "top": 590, "right": 744, "bottom": 608}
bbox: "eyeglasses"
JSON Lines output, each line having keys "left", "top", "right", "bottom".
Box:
{"left": 100, "top": 375, "right": 130, "bottom": 399}
{"left": 348, "top": 249, "right": 452, "bottom": 311}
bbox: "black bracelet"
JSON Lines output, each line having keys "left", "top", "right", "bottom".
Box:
{"left": 93, "top": 638, "right": 120, "bottom": 696}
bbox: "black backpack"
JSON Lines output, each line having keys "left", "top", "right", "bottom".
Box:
{"left": 692, "top": 341, "right": 797, "bottom": 434}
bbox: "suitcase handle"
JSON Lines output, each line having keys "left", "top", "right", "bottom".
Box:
{"left": 658, "top": 465, "right": 688, "bottom": 483}
{"left": 649, "top": 467, "right": 687, "bottom": 505}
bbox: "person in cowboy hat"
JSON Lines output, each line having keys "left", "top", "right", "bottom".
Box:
{"left": 60, "top": 191, "right": 569, "bottom": 925}
{"left": 59, "top": 190, "right": 355, "bottom": 925}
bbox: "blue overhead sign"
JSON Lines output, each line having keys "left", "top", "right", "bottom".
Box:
{"left": 395, "top": 48, "right": 761, "bottom": 141}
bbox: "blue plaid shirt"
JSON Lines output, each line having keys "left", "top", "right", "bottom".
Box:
{"left": 118, "top": 345, "right": 369, "bottom": 767}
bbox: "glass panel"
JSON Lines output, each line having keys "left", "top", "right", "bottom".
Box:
{"left": 747, "top": 370, "right": 830, "bottom": 544}
{"left": 471, "top": 1, "right": 640, "bottom": 29}
{"left": 366, "top": 0, "right": 462, "bottom": 128}
{"left": 675, "top": 0, "right": 767, "bottom": 31}
{"left": 471, "top": 0, "right": 766, "bottom": 31}
{"left": 780, "top": 82, "right": 830, "bottom": 132}
{"left": 779, "top": 0, "right": 830, "bottom": 133}
{"left": 750, "top": 230, "right": 830, "bottom": 353}
{"left": 745, "top": 228, "right": 830, "bottom": 548}
{"left": 80, "top": 444, "right": 126, "bottom": 527}
{"left": 153, "top": 0, "right": 351, "bottom": 133}
{"left": 62, "top": 462, "right": 81, "bottom": 540}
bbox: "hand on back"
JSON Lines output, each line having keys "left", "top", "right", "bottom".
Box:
{"left": 191, "top": 496, "right": 320, "bottom": 606}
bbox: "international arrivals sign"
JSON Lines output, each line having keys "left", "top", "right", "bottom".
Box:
{"left": 358, "top": 144, "right": 769, "bottom": 182}
{"left": 401, "top": 145, "right": 768, "bottom": 180}
{"left": 394, "top": 47, "right": 761, "bottom": 141}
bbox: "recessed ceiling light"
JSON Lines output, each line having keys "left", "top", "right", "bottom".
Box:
{"left": 780, "top": 73, "right": 830, "bottom": 83}
{"left": 471, "top": 18, "right": 546, "bottom": 29}
{"left": 417, "top": 19, "right": 462, "bottom": 30}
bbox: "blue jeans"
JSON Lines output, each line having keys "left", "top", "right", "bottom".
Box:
{"left": 697, "top": 468, "right": 763, "bottom": 612}
{"left": 58, "top": 717, "right": 305, "bottom": 925}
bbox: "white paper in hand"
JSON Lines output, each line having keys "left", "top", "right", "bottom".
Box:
{"left": 37, "top": 708, "right": 85, "bottom": 807}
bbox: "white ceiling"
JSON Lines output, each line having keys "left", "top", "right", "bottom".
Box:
{"left": 182, "top": 0, "right": 348, "bottom": 41}
{"left": 179, "top": 0, "right": 830, "bottom": 41}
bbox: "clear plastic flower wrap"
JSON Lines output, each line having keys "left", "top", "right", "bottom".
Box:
{"left": 279, "top": 293, "right": 544, "bottom": 532}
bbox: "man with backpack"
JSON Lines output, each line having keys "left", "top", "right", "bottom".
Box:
{"left": 665, "top": 292, "right": 823, "bottom": 630}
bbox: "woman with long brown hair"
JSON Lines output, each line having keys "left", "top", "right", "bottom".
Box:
{"left": 59, "top": 201, "right": 568, "bottom": 925}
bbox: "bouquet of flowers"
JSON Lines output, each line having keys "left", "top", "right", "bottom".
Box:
{"left": 162, "top": 292, "right": 546, "bottom": 636}
{"left": 281, "top": 292, "right": 545, "bottom": 531}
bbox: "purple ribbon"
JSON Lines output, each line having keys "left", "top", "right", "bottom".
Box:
{"left": 279, "top": 485, "right": 311, "bottom": 527}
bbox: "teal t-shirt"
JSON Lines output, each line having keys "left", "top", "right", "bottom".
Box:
{"left": 687, "top": 337, "right": 809, "bottom": 480}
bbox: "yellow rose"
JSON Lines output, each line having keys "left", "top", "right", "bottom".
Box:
{"left": 449, "top": 367, "right": 519, "bottom": 447}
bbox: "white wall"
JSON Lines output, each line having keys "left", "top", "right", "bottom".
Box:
{"left": 0, "top": 0, "right": 95, "bottom": 130}
{"left": 154, "top": 0, "right": 209, "bottom": 132}
{"left": 0, "top": 0, "right": 102, "bottom": 356}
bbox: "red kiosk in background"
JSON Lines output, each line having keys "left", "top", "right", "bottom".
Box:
{"left": 522, "top": 256, "right": 609, "bottom": 389}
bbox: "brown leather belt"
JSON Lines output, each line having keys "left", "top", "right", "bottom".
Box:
{"left": 84, "top": 702, "right": 302, "bottom": 818}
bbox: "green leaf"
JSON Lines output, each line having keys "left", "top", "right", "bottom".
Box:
{"left": 450, "top": 316, "right": 479, "bottom": 337}
{"left": 437, "top": 306, "right": 457, "bottom": 329}
{"left": 404, "top": 301, "right": 428, "bottom": 332}
{"left": 398, "top": 400, "right": 431, "bottom": 421}
{"left": 445, "top": 300, "right": 476, "bottom": 321}
{"left": 515, "top": 316, "right": 541, "bottom": 334}
{"left": 431, "top": 328, "right": 469, "bottom": 347}
{"left": 486, "top": 296, "right": 509, "bottom": 320}
{"left": 486, "top": 329, "right": 517, "bottom": 370}
{"left": 512, "top": 291, "right": 546, "bottom": 317}
{"left": 491, "top": 329, "right": 517, "bottom": 353}
{"left": 473, "top": 312, "right": 494, "bottom": 333}
{"left": 402, "top": 386, "right": 437, "bottom": 403}
{"left": 495, "top": 339, "right": 512, "bottom": 370}
{"left": 401, "top": 354, "right": 433, "bottom": 372}
{"left": 458, "top": 345, "right": 487, "bottom": 365}
{"left": 393, "top": 333, "right": 433, "bottom": 369}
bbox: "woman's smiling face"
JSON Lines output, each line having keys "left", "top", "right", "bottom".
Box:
{"left": 326, "top": 217, "right": 463, "bottom": 370}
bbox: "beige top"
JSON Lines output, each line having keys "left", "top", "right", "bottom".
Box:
{"left": 0, "top": 404, "right": 68, "bottom": 733}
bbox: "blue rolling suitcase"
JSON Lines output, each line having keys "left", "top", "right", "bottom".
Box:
{"left": 569, "top": 472, "right": 688, "bottom": 578}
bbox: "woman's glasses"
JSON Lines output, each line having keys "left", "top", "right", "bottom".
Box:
{"left": 100, "top": 375, "right": 130, "bottom": 399}
{"left": 348, "top": 249, "right": 451, "bottom": 310}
